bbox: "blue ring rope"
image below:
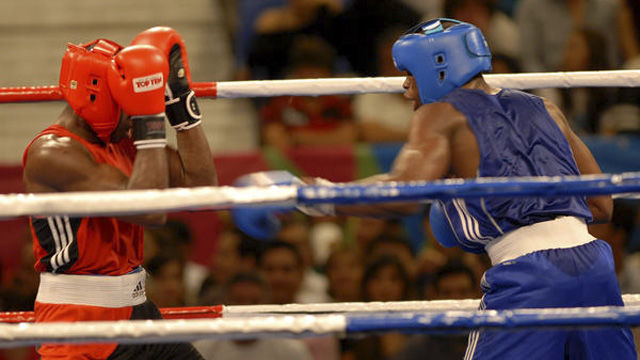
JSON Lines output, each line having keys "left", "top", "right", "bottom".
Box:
{"left": 297, "top": 172, "right": 640, "bottom": 205}
{"left": 346, "top": 306, "right": 640, "bottom": 334}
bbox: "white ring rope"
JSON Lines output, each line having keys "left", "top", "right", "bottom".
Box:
{"left": 215, "top": 70, "right": 640, "bottom": 98}
{"left": 0, "top": 315, "right": 347, "bottom": 348}
{"left": 0, "top": 186, "right": 296, "bottom": 219}
{"left": 4, "top": 304, "right": 640, "bottom": 348}
{"left": 2, "top": 172, "right": 640, "bottom": 219}
{"left": 221, "top": 295, "right": 640, "bottom": 316}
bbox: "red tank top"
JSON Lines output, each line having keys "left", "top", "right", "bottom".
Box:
{"left": 23, "top": 125, "right": 143, "bottom": 275}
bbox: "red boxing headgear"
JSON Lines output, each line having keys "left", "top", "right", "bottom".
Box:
{"left": 59, "top": 39, "right": 124, "bottom": 143}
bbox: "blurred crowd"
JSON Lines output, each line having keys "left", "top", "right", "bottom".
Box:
{"left": 3, "top": 0, "right": 640, "bottom": 359}
{"left": 220, "top": 0, "right": 640, "bottom": 146}
{"left": 4, "top": 198, "right": 640, "bottom": 359}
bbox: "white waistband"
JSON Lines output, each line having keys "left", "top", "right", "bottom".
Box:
{"left": 484, "top": 216, "right": 596, "bottom": 266}
{"left": 36, "top": 270, "right": 147, "bottom": 308}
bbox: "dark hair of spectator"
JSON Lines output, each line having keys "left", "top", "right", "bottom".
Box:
{"left": 611, "top": 200, "right": 638, "bottom": 235}
{"left": 257, "top": 240, "right": 304, "bottom": 268}
{"left": 433, "top": 260, "right": 477, "bottom": 291}
{"left": 225, "top": 271, "right": 269, "bottom": 292}
{"left": 492, "top": 53, "right": 521, "bottom": 73}
{"left": 365, "top": 234, "right": 413, "bottom": 258}
{"left": 361, "top": 255, "right": 411, "bottom": 301}
{"left": 443, "top": 0, "right": 495, "bottom": 18}
{"left": 145, "top": 253, "right": 184, "bottom": 277}
{"left": 288, "top": 34, "right": 337, "bottom": 72}
{"left": 577, "top": 28, "right": 609, "bottom": 71}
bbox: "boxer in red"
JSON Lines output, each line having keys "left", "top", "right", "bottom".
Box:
{"left": 22, "top": 27, "right": 216, "bottom": 359}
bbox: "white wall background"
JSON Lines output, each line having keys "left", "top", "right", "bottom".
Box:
{"left": 0, "top": 0, "right": 259, "bottom": 164}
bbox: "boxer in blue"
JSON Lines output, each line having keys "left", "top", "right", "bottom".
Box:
{"left": 233, "top": 19, "right": 636, "bottom": 359}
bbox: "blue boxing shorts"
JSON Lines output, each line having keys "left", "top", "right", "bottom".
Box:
{"left": 465, "top": 240, "right": 636, "bottom": 360}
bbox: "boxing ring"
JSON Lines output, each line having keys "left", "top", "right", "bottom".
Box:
{"left": 1, "top": 70, "right": 640, "bottom": 347}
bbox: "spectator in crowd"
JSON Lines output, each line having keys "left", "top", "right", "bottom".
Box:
{"left": 257, "top": 241, "right": 340, "bottom": 360}
{"left": 351, "top": 218, "right": 406, "bottom": 253}
{"left": 365, "top": 235, "right": 416, "bottom": 280}
{"left": 324, "top": 243, "right": 363, "bottom": 302}
{"left": 426, "top": 260, "right": 480, "bottom": 300}
{"left": 277, "top": 214, "right": 331, "bottom": 303}
{"left": 589, "top": 200, "right": 640, "bottom": 293}
{"left": 193, "top": 272, "right": 313, "bottom": 360}
{"left": 491, "top": 52, "right": 520, "bottom": 74}
{"left": 257, "top": 241, "right": 304, "bottom": 305}
{"left": 516, "top": 0, "right": 636, "bottom": 74}
{"left": 0, "top": 240, "right": 39, "bottom": 360}
{"left": 2, "top": 239, "right": 38, "bottom": 311}
{"left": 342, "top": 256, "right": 412, "bottom": 360}
{"left": 0, "top": 289, "right": 38, "bottom": 360}
{"left": 392, "top": 261, "right": 477, "bottom": 360}
{"left": 331, "top": 0, "right": 422, "bottom": 76}
{"left": 444, "top": 0, "right": 519, "bottom": 60}
{"left": 558, "top": 28, "right": 617, "bottom": 133}
{"left": 146, "top": 220, "right": 209, "bottom": 306}
{"left": 353, "top": 27, "right": 414, "bottom": 142}
{"left": 598, "top": 103, "right": 640, "bottom": 136}
{"left": 231, "top": 0, "right": 287, "bottom": 80}
{"left": 199, "top": 228, "right": 246, "bottom": 304}
{"left": 248, "top": 0, "right": 344, "bottom": 80}
{"left": 146, "top": 253, "right": 186, "bottom": 308}
{"left": 259, "top": 35, "right": 357, "bottom": 150}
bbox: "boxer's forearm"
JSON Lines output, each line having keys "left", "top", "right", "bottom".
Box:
{"left": 175, "top": 125, "right": 217, "bottom": 186}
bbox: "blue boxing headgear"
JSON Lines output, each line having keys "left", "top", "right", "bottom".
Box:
{"left": 392, "top": 18, "right": 492, "bottom": 104}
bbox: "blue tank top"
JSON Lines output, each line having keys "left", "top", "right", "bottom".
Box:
{"left": 437, "top": 88, "right": 592, "bottom": 253}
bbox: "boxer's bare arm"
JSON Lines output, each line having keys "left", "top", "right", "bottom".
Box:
{"left": 544, "top": 99, "right": 613, "bottom": 223}
{"left": 336, "top": 103, "right": 455, "bottom": 217}
{"left": 23, "top": 135, "right": 168, "bottom": 226}
{"left": 166, "top": 125, "right": 217, "bottom": 188}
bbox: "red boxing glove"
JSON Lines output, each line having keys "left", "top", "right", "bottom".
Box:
{"left": 107, "top": 45, "right": 169, "bottom": 149}
{"left": 131, "top": 27, "right": 201, "bottom": 131}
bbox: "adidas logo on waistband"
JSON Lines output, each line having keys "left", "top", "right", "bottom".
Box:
{"left": 131, "top": 281, "right": 145, "bottom": 299}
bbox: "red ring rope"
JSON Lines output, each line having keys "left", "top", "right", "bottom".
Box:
{"left": 0, "top": 82, "right": 218, "bottom": 103}
{"left": 0, "top": 305, "right": 223, "bottom": 323}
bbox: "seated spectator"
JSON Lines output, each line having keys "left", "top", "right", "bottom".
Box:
{"left": 444, "top": 0, "right": 519, "bottom": 60}
{"left": 324, "top": 243, "right": 363, "bottom": 302}
{"left": 392, "top": 261, "right": 477, "bottom": 360}
{"left": 558, "top": 28, "right": 617, "bottom": 133}
{"left": 2, "top": 239, "right": 38, "bottom": 311}
{"left": 589, "top": 200, "right": 640, "bottom": 293}
{"left": 598, "top": 104, "right": 640, "bottom": 136}
{"left": 199, "top": 228, "right": 246, "bottom": 305}
{"left": 232, "top": 0, "right": 287, "bottom": 80}
{"left": 353, "top": 27, "right": 414, "bottom": 142}
{"left": 146, "top": 254, "right": 186, "bottom": 308}
{"left": 425, "top": 260, "right": 480, "bottom": 300}
{"left": 491, "top": 53, "right": 520, "bottom": 74}
{"left": 330, "top": 0, "right": 421, "bottom": 76}
{"left": 277, "top": 214, "right": 331, "bottom": 303}
{"left": 260, "top": 35, "right": 357, "bottom": 150}
{"left": 144, "top": 220, "right": 208, "bottom": 306}
{"left": 248, "top": 0, "right": 344, "bottom": 80}
{"left": 258, "top": 241, "right": 340, "bottom": 360}
{"left": 365, "top": 235, "right": 416, "bottom": 280}
{"left": 257, "top": 241, "right": 305, "bottom": 304}
{"left": 255, "top": 0, "right": 344, "bottom": 34}
{"left": 518, "top": 0, "right": 615, "bottom": 73}
{"left": 350, "top": 217, "right": 406, "bottom": 253}
{"left": 193, "top": 272, "right": 313, "bottom": 360}
{"left": 342, "top": 256, "right": 411, "bottom": 360}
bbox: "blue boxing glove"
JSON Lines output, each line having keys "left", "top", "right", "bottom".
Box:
{"left": 232, "top": 171, "right": 335, "bottom": 240}
{"left": 429, "top": 200, "right": 459, "bottom": 248}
